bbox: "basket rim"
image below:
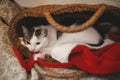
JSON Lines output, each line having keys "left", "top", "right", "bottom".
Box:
{"left": 9, "top": 3, "right": 120, "bottom": 27}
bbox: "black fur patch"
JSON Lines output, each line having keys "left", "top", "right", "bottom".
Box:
{"left": 88, "top": 39, "right": 104, "bottom": 46}
{"left": 29, "top": 28, "right": 34, "bottom": 38}
{"left": 35, "top": 29, "right": 41, "bottom": 37}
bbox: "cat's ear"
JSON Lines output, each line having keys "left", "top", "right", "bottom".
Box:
{"left": 43, "top": 28, "right": 48, "bottom": 37}
{"left": 21, "top": 26, "right": 29, "bottom": 36}
{"left": 35, "top": 29, "right": 41, "bottom": 37}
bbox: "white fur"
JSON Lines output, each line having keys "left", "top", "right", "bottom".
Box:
{"left": 55, "top": 27, "right": 103, "bottom": 46}
{"left": 41, "top": 25, "right": 57, "bottom": 47}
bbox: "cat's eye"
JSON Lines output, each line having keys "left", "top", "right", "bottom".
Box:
{"left": 26, "top": 41, "right": 30, "bottom": 44}
{"left": 36, "top": 42, "right": 40, "bottom": 45}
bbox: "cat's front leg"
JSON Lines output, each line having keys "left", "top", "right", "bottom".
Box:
{"left": 34, "top": 47, "right": 53, "bottom": 60}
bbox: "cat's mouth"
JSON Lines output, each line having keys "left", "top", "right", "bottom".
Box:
{"left": 32, "top": 51, "right": 40, "bottom": 54}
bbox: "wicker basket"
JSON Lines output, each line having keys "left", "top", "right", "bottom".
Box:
{"left": 8, "top": 4, "right": 120, "bottom": 79}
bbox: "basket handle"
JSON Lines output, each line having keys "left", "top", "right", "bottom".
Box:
{"left": 44, "top": 5, "right": 106, "bottom": 33}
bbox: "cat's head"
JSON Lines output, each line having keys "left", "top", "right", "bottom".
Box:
{"left": 20, "top": 26, "right": 48, "bottom": 53}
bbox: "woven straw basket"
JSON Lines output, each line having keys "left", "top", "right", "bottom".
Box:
{"left": 8, "top": 4, "right": 120, "bottom": 79}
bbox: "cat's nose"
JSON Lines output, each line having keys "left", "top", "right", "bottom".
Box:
{"left": 32, "top": 49, "right": 35, "bottom": 52}
{"left": 30, "top": 48, "right": 35, "bottom": 52}
{"left": 32, "top": 50, "right": 34, "bottom": 52}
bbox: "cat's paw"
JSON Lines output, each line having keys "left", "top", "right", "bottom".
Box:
{"left": 34, "top": 53, "right": 45, "bottom": 61}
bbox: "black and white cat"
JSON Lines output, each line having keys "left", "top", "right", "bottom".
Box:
{"left": 19, "top": 26, "right": 50, "bottom": 80}
{"left": 19, "top": 25, "right": 49, "bottom": 59}
{"left": 19, "top": 23, "right": 114, "bottom": 80}
{"left": 19, "top": 23, "right": 114, "bottom": 63}
{"left": 20, "top": 24, "right": 59, "bottom": 60}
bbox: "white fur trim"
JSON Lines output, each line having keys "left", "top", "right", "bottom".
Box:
{"left": 55, "top": 27, "right": 102, "bottom": 45}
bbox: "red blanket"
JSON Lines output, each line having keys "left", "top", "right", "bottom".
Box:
{"left": 12, "top": 32, "right": 120, "bottom": 74}
{"left": 70, "top": 42, "right": 120, "bottom": 74}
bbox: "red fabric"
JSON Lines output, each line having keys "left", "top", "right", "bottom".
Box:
{"left": 37, "top": 58, "right": 72, "bottom": 68}
{"left": 70, "top": 42, "right": 120, "bottom": 74}
{"left": 12, "top": 32, "right": 120, "bottom": 74}
{"left": 13, "top": 46, "right": 72, "bottom": 71}
{"left": 13, "top": 46, "right": 35, "bottom": 71}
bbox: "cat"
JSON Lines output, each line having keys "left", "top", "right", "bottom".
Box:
{"left": 19, "top": 25, "right": 58, "bottom": 80}
{"left": 19, "top": 22, "right": 106, "bottom": 60}
{"left": 20, "top": 22, "right": 114, "bottom": 63}
{"left": 19, "top": 25, "right": 49, "bottom": 60}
